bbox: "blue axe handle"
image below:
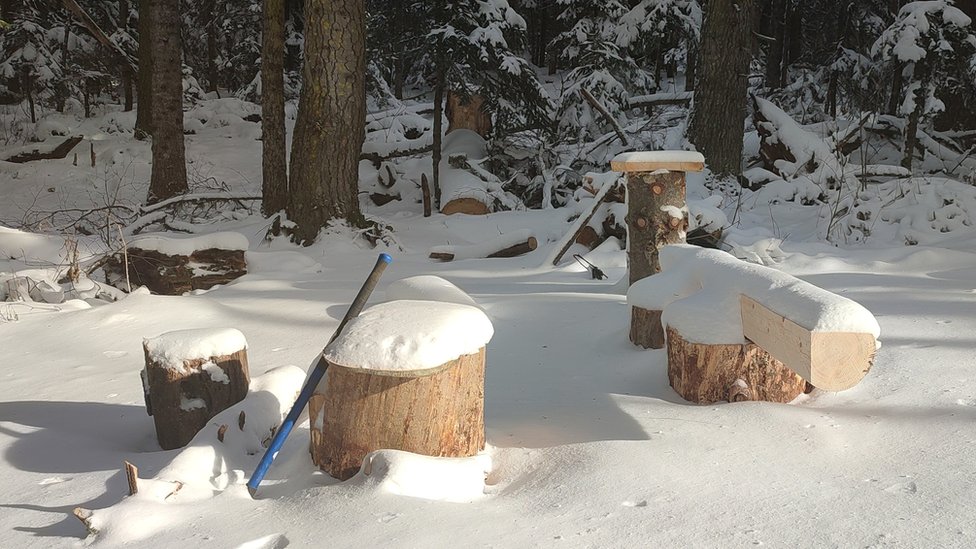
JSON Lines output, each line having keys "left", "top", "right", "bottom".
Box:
{"left": 247, "top": 253, "right": 392, "bottom": 497}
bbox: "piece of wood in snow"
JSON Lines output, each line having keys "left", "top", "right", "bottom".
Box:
{"left": 549, "top": 180, "right": 622, "bottom": 266}
{"left": 429, "top": 230, "right": 537, "bottom": 261}
{"left": 611, "top": 151, "right": 705, "bottom": 173}
{"left": 739, "top": 295, "right": 876, "bottom": 391}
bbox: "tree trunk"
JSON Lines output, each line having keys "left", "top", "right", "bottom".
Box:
{"left": 887, "top": 62, "right": 904, "bottom": 116}
{"left": 431, "top": 67, "right": 445, "bottom": 209}
{"left": 134, "top": 0, "right": 153, "bottom": 139}
{"left": 205, "top": 0, "right": 220, "bottom": 96}
{"left": 625, "top": 170, "right": 688, "bottom": 285}
{"left": 261, "top": 0, "right": 288, "bottom": 216}
{"left": 684, "top": 42, "right": 697, "bottom": 92}
{"left": 901, "top": 70, "right": 927, "bottom": 172}
{"left": 286, "top": 0, "right": 366, "bottom": 244}
{"left": 58, "top": 24, "right": 71, "bottom": 112}
{"left": 765, "top": 0, "right": 785, "bottom": 89}
{"left": 23, "top": 71, "right": 36, "bottom": 123}
{"left": 688, "top": 0, "right": 758, "bottom": 176}
{"left": 145, "top": 0, "right": 188, "bottom": 204}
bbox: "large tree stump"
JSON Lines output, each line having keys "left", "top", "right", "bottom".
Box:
{"left": 612, "top": 152, "right": 704, "bottom": 348}
{"left": 666, "top": 326, "right": 806, "bottom": 404}
{"left": 309, "top": 348, "right": 486, "bottom": 480}
{"left": 143, "top": 328, "right": 250, "bottom": 450}
{"left": 446, "top": 92, "right": 492, "bottom": 138}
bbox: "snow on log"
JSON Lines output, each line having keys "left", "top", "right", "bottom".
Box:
{"left": 4, "top": 136, "right": 83, "bottom": 163}
{"left": 384, "top": 275, "right": 479, "bottom": 308}
{"left": 626, "top": 91, "right": 694, "bottom": 109}
{"left": 428, "top": 229, "right": 538, "bottom": 261}
{"left": 103, "top": 231, "right": 248, "bottom": 295}
{"left": 628, "top": 244, "right": 880, "bottom": 398}
{"left": 311, "top": 300, "right": 493, "bottom": 480}
{"left": 143, "top": 328, "right": 250, "bottom": 450}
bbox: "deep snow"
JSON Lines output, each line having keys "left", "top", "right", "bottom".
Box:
{"left": 1, "top": 101, "right": 975, "bottom": 548}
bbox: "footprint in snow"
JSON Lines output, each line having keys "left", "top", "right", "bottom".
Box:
{"left": 884, "top": 482, "right": 917, "bottom": 494}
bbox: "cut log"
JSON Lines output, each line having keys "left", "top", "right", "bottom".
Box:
{"left": 441, "top": 196, "right": 490, "bottom": 216}
{"left": 429, "top": 231, "right": 537, "bottom": 261}
{"left": 368, "top": 192, "right": 400, "bottom": 206}
{"left": 5, "top": 136, "right": 83, "bottom": 163}
{"left": 143, "top": 329, "right": 250, "bottom": 450}
{"left": 309, "top": 347, "right": 486, "bottom": 481}
{"left": 103, "top": 233, "right": 248, "bottom": 295}
{"left": 739, "top": 295, "right": 876, "bottom": 391}
{"left": 123, "top": 461, "right": 138, "bottom": 495}
{"left": 446, "top": 92, "right": 492, "bottom": 138}
{"left": 630, "top": 306, "right": 664, "bottom": 349}
{"left": 666, "top": 326, "right": 806, "bottom": 404}
{"left": 549, "top": 180, "right": 622, "bottom": 266}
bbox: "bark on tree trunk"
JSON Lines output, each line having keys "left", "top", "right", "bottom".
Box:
{"left": 684, "top": 42, "right": 697, "bottom": 92}
{"left": 887, "top": 62, "right": 904, "bottom": 116}
{"left": 23, "top": 72, "right": 36, "bottom": 123}
{"left": 688, "top": 0, "right": 758, "bottom": 176}
{"left": 262, "top": 0, "right": 288, "bottom": 216}
{"left": 431, "top": 68, "right": 445, "bottom": 210}
{"left": 901, "top": 74, "right": 926, "bottom": 171}
{"left": 286, "top": 0, "right": 366, "bottom": 244}
{"left": 145, "top": 0, "right": 188, "bottom": 204}
{"left": 765, "top": 0, "right": 785, "bottom": 89}
{"left": 206, "top": 0, "right": 220, "bottom": 96}
{"left": 134, "top": 0, "right": 153, "bottom": 139}
{"left": 626, "top": 170, "right": 688, "bottom": 286}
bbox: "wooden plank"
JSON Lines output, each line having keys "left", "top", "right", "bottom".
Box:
{"left": 739, "top": 295, "right": 875, "bottom": 391}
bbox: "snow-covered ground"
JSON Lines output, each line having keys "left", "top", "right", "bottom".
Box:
{"left": 1, "top": 102, "right": 975, "bottom": 548}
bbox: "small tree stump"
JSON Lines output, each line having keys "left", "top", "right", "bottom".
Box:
{"left": 630, "top": 306, "right": 665, "bottom": 349}
{"left": 143, "top": 328, "right": 250, "bottom": 450}
{"left": 666, "top": 326, "right": 805, "bottom": 404}
{"left": 309, "top": 348, "right": 486, "bottom": 480}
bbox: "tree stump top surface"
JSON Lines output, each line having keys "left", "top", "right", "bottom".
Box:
{"left": 323, "top": 300, "right": 493, "bottom": 373}
{"left": 611, "top": 151, "right": 705, "bottom": 173}
{"left": 144, "top": 327, "right": 248, "bottom": 370}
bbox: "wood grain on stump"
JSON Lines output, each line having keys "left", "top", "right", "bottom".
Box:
{"left": 630, "top": 306, "right": 665, "bottom": 349}
{"left": 309, "top": 347, "right": 486, "bottom": 481}
{"left": 666, "top": 326, "right": 805, "bottom": 404}
{"left": 143, "top": 344, "right": 249, "bottom": 450}
{"left": 441, "top": 197, "right": 490, "bottom": 216}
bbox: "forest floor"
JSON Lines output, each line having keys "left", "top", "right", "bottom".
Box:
{"left": 1, "top": 100, "right": 975, "bottom": 548}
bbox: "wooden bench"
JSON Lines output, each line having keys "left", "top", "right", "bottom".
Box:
{"left": 628, "top": 244, "right": 880, "bottom": 403}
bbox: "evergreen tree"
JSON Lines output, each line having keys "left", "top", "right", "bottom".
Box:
{"left": 0, "top": 1, "right": 62, "bottom": 122}
{"left": 872, "top": 0, "right": 976, "bottom": 169}
{"left": 550, "top": 0, "right": 651, "bottom": 142}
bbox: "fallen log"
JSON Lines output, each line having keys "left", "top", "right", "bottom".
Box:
{"left": 580, "top": 88, "right": 628, "bottom": 146}
{"left": 5, "top": 136, "right": 83, "bottom": 163}
{"left": 360, "top": 144, "right": 434, "bottom": 168}
{"left": 626, "top": 91, "right": 693, "bottom": 109}
{"left": 429, "top": 230, "right": 537, "bottom": 261}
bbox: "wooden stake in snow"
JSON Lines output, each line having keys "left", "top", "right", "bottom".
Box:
{"left": 612, "top": 151, "right": 704, "bottom": 348}
{"left": 142, "top": 328, "right": 250, "bottom": 450}
{"left": 309, "top": 300, "right": 492, "bottom": 480}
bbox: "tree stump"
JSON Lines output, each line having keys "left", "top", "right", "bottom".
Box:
{"left": 666, "top": 326, "right": 805, "bottom": 404}
{"left": 143, "top": 328, "right": 250, "bottom": 450}
{"left": 630, "top": 307, "right": 665, "bottom": 349}
{"left": 612, "top": 152, "right": 704, "bottom": 348}
{"left": 309, "top": 348, "right": 486, "bottom": 480}
{"left": 446, "top": 92, "right": 492, "bottom": 138}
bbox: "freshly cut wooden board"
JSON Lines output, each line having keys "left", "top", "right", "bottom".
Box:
{"left": 739, "top": 295, "right": 876, "bottom": 391}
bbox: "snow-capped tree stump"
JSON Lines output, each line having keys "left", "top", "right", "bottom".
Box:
{"left": 309, "top": 299, "right": 493, "bottom": 480}
{"left": 104, "top": 232, "right": 248, "bottom": 295}
{"left": 611, "top": 151, "right": 704, "bottom": 348}
{"left": 143, "top": 328, "right": 250, "bottom": 450}
{"left": 666, "top": 326, "right": 806, "bottom": 404}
